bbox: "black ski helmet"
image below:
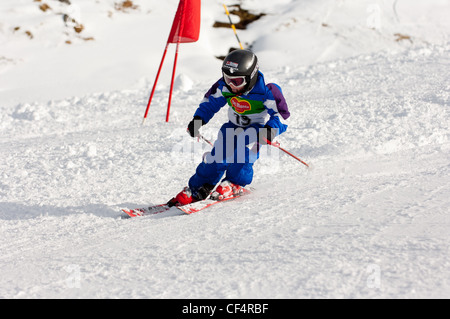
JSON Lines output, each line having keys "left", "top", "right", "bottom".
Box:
{"left": 222, "top": 49, "right": 259, "bottom": 93}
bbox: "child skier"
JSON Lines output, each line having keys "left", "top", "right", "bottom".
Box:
{"left": 168, "top": 49, "right": 290, "bottom": 206}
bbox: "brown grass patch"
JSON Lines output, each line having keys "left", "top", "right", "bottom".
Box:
{"left": 394, "top": 33, "right": 412, "bottom": 43}
{"left": 115, "top": 1, "right": 139, "bottom": 12}
{"left": 39, "top": 3, "right": 51, "bottom": 12}
{"left": 213, "top": 4, "right": 265, "bottom": 30}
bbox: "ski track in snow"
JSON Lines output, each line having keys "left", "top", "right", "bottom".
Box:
{"left": 1, "top": 40, "right": 449, "bottom": 298}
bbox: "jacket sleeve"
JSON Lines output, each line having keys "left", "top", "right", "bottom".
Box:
{"left": 264, "top": 83, "right": 290, "bottom": 135}
{"left": 193, "top": 80, "right": 227, "bottom": 124}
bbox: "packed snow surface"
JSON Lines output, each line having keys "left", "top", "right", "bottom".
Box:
{"left": 0, "top": 0, "right": 449, "bottom": 298}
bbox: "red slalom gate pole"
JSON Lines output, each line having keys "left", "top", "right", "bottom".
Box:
{"left": 142, "top": 43, "right": 169, "bottom": 125}
{"left": 143, "top": 0, "right": 200, "bottom": 124}
{"left": 166, "top": 41, "right": 180, "bottom": 122}
{"left": 166, "top": 0, "right": 186, "bottom": 123}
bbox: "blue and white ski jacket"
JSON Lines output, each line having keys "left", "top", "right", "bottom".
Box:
{"left": 194, "top": 71, "right": 290, "bottom": 134}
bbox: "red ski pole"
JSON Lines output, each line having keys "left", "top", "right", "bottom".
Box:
{"left": 263, "top": 138, "right": 310, "bottom": 168}
{"left": 198, "top": 134, "right": 214, "bottom": 147}
{"left": 193, "top": 132, "right": 214, "bottom": 147}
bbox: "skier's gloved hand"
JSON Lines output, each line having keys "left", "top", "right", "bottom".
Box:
{"left": 187, "top": 116, "right": 205, "bottom": 137}
{"left": 259, "top": 124, "right": 277, "bottom": 144}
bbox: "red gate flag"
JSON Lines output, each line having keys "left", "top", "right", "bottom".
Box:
{"left": 168, "top": 0, "right": 201, "bottom": 43}
{"left": 142, "top": 0, "right": 201, "bottom": 124}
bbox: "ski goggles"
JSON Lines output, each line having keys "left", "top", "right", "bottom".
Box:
{"left": 223, "top": 73, "right": 247, "bottom": 89}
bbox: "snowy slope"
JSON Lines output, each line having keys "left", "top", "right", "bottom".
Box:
{"left": 1, "top": 0, "right": 449, "bottom": 107}
{"left": 0, "top": 0, "right": 449, "bottom": 299}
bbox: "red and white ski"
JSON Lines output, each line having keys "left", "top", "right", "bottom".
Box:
{"left": 121, "top": 188, "right": 252, "bottom": 218}
{"left": 176, "top": 188, "right": 252, "bottom": 214}
{"left": 121, "top": 204, "right": 171, "bottom": 218}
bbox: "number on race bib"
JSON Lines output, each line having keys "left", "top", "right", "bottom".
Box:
{"left": 234, "top": 113, "right": 251, "bottom": 126}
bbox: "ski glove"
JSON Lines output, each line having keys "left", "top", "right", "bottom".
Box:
{"left": 187, "top": 116, "right": 205, "bottom": 137}
{"left": 259, "top": 124, "right": 277, "bottom": 144}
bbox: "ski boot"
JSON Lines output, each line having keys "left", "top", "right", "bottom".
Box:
{"left": 211, "top": 180, "right": 243, "bottom": 200}
{"left": 167, "top": 184, "right": 214, "bottom": 207}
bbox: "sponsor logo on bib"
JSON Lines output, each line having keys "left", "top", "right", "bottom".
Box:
{"left": 230, "top": 97, "right": 251, "bottom": 114}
